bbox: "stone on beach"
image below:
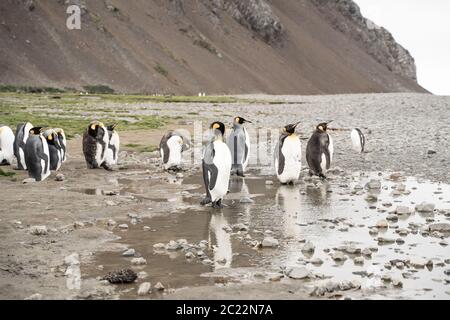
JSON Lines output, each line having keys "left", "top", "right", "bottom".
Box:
{"left": 137, "top": 282, "right": 151, "bottom": 296}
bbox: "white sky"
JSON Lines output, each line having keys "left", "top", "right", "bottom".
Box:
{"left": 354, "top": 0, "right": 450, "bottom": 95}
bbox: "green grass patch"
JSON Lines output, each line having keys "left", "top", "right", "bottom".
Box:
{"left": 0, "top": 84, "right": 65, "bottom": 94}
{"left": 124, "top": 143, "right": 159, "bottom": 153}
{"left": 83, "top": 85, "right": 115, "bottom": 94}
{"left": 154, "top": 64, "right": 169, "bottom": 77}
{"left": 0, "top": 168, "right": 15, "bottom": 177}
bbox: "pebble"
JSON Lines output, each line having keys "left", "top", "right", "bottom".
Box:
{"left": 439, "top": 240, "right": 448, "bottom": 246}
{"left": 377, "top": 237, "right": 395, "bottom": 244}
{"left": 143, "top": 226, "right": 151, "bottom": 231}
{"left": 262, "top": 237, "right": 279, "bottom": 248}
{"left": 301, "top": 241, "right": 315, "bottom": 253}
{"left": 166, "top": 240, "right": 181, "bottom": 251}
{"left": 381, "top": 274, "right": 391, "bottom": 282}
{"left": 185, "top": 252, "right": 195, "bottom": 259}
{"left": 366, "top": 180, "right": 381, "bottom": 190}
{"left": 386, "top": 214, "right": 398, "bottom": 222}
{"left": 137, "top": 271, "right": 148, "bottom": 279}
{"left": 310, "top": 258, "right": 323, "bottom": 266}
{"left": 154, "top": 282, "right": 165, "bottom": 291}
{"left": 137, "top": 282, "right": 151, "bottom": 296}
{"left": 22, "top": 178, "right": 36, "bottom": 184}
{"left": 153, "top": 243, "right": 166, "bottom": 250}
{"left": 361, "top": 248, "right": 372, "bottom": 257}
{"left": 376, "top": 220, "right": 388, "bottom": 228}
{"left": 286, "top": 267, "right": 310, "bottom": 279}
{"left": 392, "top": 279, "right": 403, "bottom": 287}
{"left": 354, "top": 257, "right": 364, "bottom": 264}
{"left": 332, "top": 251, "right": 347, "bottom": 261}
{"left": 239, "top": 197, "right": 254, "bottom": 204}
{"left": 395, "top": 206, "right": 411, "bottom": 215}
{"left": 428, "top": 223, "right": 450, "bottom": 233}
{"left": 122, "top": 249, "right": 136, "bottom": 257}
{"left": 265, "top": 180, "right": 274, "bottom": 185}
{"left": 118, "top": 224, "right": 129, "bottom": 230}
{"left": 409, "top": 257, "right": 427, "bottom": 268}
{"left": 232, "top": 223, "right": 248, "bottom": 232}
{"left": 131, "top": 257, "right": 147, "bottom": 265}
{"left": 55, "top": 173, "right": 65, "bottom": 181}
{"left": 396, "top": 238, "right": 405, "bottom": 244}
{"left": 25, "top": 293, "right": 43, "bottom": 300}
{"left": 107, "top": 219, "right": 117, "bottom": 226}
{"left": 415, "top": 202, "right": 435, "bottom": 213}
{"left": 30, "top": 225, "right": 48, "bottom": 236}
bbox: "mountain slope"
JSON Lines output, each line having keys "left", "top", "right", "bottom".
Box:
{"left": 0, "top": 0, "right": 426, "bottom": 95}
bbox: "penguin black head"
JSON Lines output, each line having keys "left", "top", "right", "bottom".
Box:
{"left": 29, "top": 127, "right": 44, "bottom": 135}
{"left": 88, "top": 121, "right": 106, "bottom": 138}
{"left": 234, "top": 117, "right": 252, "bottom": 125}
{"left": 282, "top": 122, "right": 300, "bottom": 135}
{"left": 43, "top": 129, "right": 61, "bottom": 148}
{"left": 210, "top": 121, "right": 226, "bottom": 136}
{"left": 316, "top": 121, "right": 332, "bottom": 132}
{"left": 107, "top": 123, "right": 118, "bottom": 132}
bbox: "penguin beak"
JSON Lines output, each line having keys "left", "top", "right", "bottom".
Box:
{"left": 244, "top": 119, "right": 252, "bottom": 124}
{"left": 294, "top": 121, "right": 300, "bottom": 128}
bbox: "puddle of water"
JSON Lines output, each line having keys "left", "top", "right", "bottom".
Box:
{"left": 85, "top": 171, "right": 450, "bottom": 299}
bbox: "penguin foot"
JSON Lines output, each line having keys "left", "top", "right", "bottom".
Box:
{"left": 212, "top": 199, "right": 223, "bottom": 209}
{"left": 200, "top": 196, "right": 212, "bottom": 206}
{"left": 319, "top": 173, "right": 327, "bottom": 179}
{"left": 236, "top": 171, "right": 245, "bottom": 177}
{"left": 101, "top": 163, "right": 114, "bottom": 171}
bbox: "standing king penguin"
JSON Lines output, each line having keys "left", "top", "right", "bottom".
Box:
{"left": 201, "top": 122, "right": 232, "bottom": 208}
{"left": 43, "top": 129, "right": 63, "bottom": 171}
{"left": 102, "top": 124, "right": 120, "bottom": 170}
{"left": 306, "top": 121, "right": 334, "bottom": 178}
{"left": 227, "top": 116, "right": 251, "bottom": 177}
{"left": 14, "top": 122, "right": 34, "bottom": 170}
{"left": 82, "top": 121, "right": 109, "bottom": 169}
{"left": 54, "top": 128, "right": 67, "bottom": 162}
{"left": 24, "top": 127, "right": 50, "bottom": 182}
{"left": 274, "top": 122, "right": 302, "bottom": 184}
{"left": 0, "top": 125, "right": 15, "bottom": 165}
{"left": 351, "top": 128, "right": 365, "bottom": 153}
{"left": 159, "top": 130, "right": 191, "bottom": 171}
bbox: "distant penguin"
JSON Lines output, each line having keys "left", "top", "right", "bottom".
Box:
{"left": 159, "top": 130, "right": 191, "bottom": 171}
{"left": 351, "top": 128, "right": 365, "bottom": 153}
{"left": 0, "top": 125, "right": 15, "bottom": 165}
{"left": 43, "top": 129, "right": 63, "bottom": 171}
{"left": 102, "top": 124, "right": 120, "bottom": 170}
{"left": 82, "top": 121, "right": 109, "bottom": 169}
{"left": 54, "top": 128, "right": 67, "bottom": 162}
{"left": 274, "top": 122, "right": 302, "bottom": 184}
{"left": 201, "top": 122, "right": 232, "bottom": 208}
{"left": 227, "top": 116, "right": 251, "bottom": 177}
{"left": 306, "top": 121, "right": 334, "bottom": 178}
{"left": 13, "top": 122, "right": 33, "bottom": 170}
{"left": 24, "top": 127, "right": 50, "bottom": 182}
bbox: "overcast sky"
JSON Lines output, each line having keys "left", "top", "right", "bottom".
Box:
{"left": 354, "top": 0, "right": 450, "bottom": 95}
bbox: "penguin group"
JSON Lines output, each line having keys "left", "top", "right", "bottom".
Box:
{"left": 157, "top": 118, "right": 366, "bottom": 209}
{"left": 0, "top": 123, "right": 68, "bottom": 182}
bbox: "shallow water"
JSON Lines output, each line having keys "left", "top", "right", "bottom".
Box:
{"left": 85, "top": 170, "right": 450, "bottom": 299}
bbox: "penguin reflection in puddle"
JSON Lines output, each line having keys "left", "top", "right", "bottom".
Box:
{"left": 276, "top": 185, "right": 302, "bottom": 239}
{"left": 208, "top": 213, "right": 232, "bottom": 269}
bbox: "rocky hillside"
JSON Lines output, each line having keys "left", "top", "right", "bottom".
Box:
{"left": 0, "top": 0, "right": 426, "bottom": 94}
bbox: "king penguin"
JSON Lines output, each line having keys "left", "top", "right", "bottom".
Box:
{"left": 274, "top": 122, "right": 302, "bottom": 185}
{"left": 102, "top": 124, "right": 120, "bottom": 170}
{"left": 13, "top": 122, "right": 34, "bottom": 170}
{"left": 0, "top": 125, "right": 15, "bottom": 165}
{"left": 43, "top": 129, "right": 63, "bottom": 171}
{"left": 201, "top": 122, "right": 232, "bottom": 208}
{"left": 351, "top": 128, "right": 365, "bottom": 153}
{"left": 227, "top": 116, "right": 251, "bottom": 177}
{"left": 82, "top": 121, "right": 109, "bottom": 169}
{"left": 159, "top": 130, "right": 191, "bottom": 171}
{"left": 306, "top": 121, "right": 334, "bottom": 178}
{"left": 24, "top": 127, "right": 50, "bottom": 182}
{"left": 54, "top": 128, "right": 67, "bottom": 162}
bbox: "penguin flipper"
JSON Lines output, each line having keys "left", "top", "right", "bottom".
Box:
{"left": 276, "top": 137, "right": 287, "bottom": 176}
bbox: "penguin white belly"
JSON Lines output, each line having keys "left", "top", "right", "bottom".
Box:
{"left": 243, "top": 128, "right": 250, "bottom": 170}
{"left": 19, "top": 148, "right": 26, "bottom": 169}
{"left": 164, "top": 136, "right": 183, "bottom": 169}
{"left": 95, "top": 142, "right": 104, "bottom": 165}
{"left": 210, "top": 141, "right": 231, "bottom": 202}
{"left": 0, "top": 126, "right": 15, "bottom": 164}
{"left": 277, "top": 136, "right": 301, "bottom": 184}
{"left": 105, "top": 132, "right": 120, "bottom": 166}
{"left": 320, "top": 134, "right": 334, "bottom": 172}
{"left": 40, "top": 135, "right": 51, "bottom": 181}
{"left": 351, "top": 129, "right": 363, "bottom": 153}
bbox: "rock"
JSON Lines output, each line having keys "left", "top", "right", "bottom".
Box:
{"left": 376, "top": 220, "right": 388, "bottom": 228}
{"left": 118, "top": 224, "right": 129, "bottom": 230}
{"left": 392, "top": 279, "right": 403, "bottom": 287}
{"left": 30, "top": 225, "right": 48, "bottom": 236}
{"left": 428, "top": 223, "right": 450, "bottom": 233}
{"left": 107, "top": 219, "right": 117, "bottom": 226}
{"left": 395, "top": 206, "right": 411, "bottom": 215}
{"left": 137, "top": 271, "right": 148, "bottom": 279}
{"left": 310, "top": 258, "right": 323, "bottom": 266}
{"left": 153, "top": 243, "right": 166, "bottom": 250}
{"left": 154, "top": 282, "right": 165, "bottom": 291}
{"left": 137, "top": 282, "right": 151, "bottom": 296}
{"left": 427, "top": 149, "right": 437, "bottom": 155}
{"left": 55, "top": 173, "right": 65, "bottom": 181}
{"left": 354, "top": 257, "right": 364, "bottom": 264}
{"left": 377, "top": 237, "right": 395, "bottom": 244}
{"left": 143, "top": 226, "right": 151, "bottom": 231}
{"left": 365, "top": 193, "right": 378, "bottom": 202}
{"left": 365, "top": 179, "right": 381, "bottom": 190}
{"left": 301, "top": 241, "right": 315, "bottom": 253}
{"left": 239, "top": 196, "right": 254, "bottom": 204}
{"left": 122, "top": 249, "right": 136, "bottom": 257}
{"left": 102, "top": 269, "right": 137, "bottom": 284}
{"left": 262, "top": 237, "right": 279, "bottom": 248}
{"left": 439, "top": 240, "right": 448, "bottom": 246}
{"left": 361, "top": 248, "right": 372, "bottom": 257}
{"left": 332, "top": 251, "right": 347, "bottom": 261}
{"left": 381, "top": 274, "right": 391, "bottom": 282}
{"left": 131, "top": 257, "right": 147, "bottom": 265}
{"left": 166, "top": 240, "right": 181, "bottom": 251}
{"left": 444, "top": 269, "right": 450, "bottom": 276}
{"left": 64, "top": 253, "right": 80, "bottom": 266}
{"left": 409, "top": 257, "right": 427, "bottom": 268}
{"left": 286, "top": 267, "right": 310, "bottom": 279}
{"left": 415, "top": 202, "right": 435, "bottom": 213}
{"left": 232, "top": 223, "right": 248, "bottom": 232}
{"left": 22, "top": 178, "right": 36, "bottom": 184}
{"left": 265, "top": 180, "right": 274, "bottom": 185}
{"left": 185, "top": 252, "right": 195, "bottom": 259}
{"left": 25, "top": 293, "right": 42, "bottom": 300}
{"left": 386, "top": 214, "right": 398, "bottom": 222}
